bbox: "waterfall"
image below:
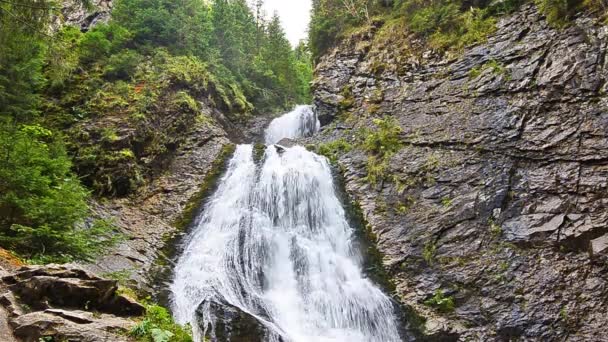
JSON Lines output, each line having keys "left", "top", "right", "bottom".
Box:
{"left": 265, "top": 105, "right": 320, "bottom": 144}
{"left": 171, "top": 106, "right": 402, "bottom": 342}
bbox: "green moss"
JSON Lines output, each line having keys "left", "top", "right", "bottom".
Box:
{"left": 253, "top": 143, "right": 266, "bottom": 163}
{"left": 469, "top": 59, "right": 511, "bottom": 80}
{"left": 441, "top": 197, "right": 453, "bottom": 207}
{"left": 361, "top": 117, "right": 403, "bottom": 156}
{"left": 117, "top": 148, "right": 135, "bottom": 159}
{"left": 170, "top": 91, "right": 200, "bottom": 113}
{"left": 396, "top": 195, "right": 416, "bottom": 214}
{"left": 359, "top": 117, "right": 404, "bottom": 185}
{"left": 101, "top": 128, "right": 120, "bottom": 142}
{"left": 338, "top": 85, "right": 355, "bottom": 110}
{"left": 365, "top": 155, "right": 389, "bottom": 185}
{"left": 344, "top": 197, "right": 396, "bottom": 294}
{"left": 173, "top": 143, "right": 236, "bottom": 232}
{"left": 316, "top": 138, "right": 353, "bottom": 164}
{"left": 469, "top": 65, "right": 482, "bottom": 79}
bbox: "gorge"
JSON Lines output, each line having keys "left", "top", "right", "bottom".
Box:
{"left": 1, "top": 1, "right": 608, "bottom": 342}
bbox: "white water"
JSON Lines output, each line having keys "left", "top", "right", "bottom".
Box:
{"left": 265, "top": 105, "right": 320, "bottom": 144}
{"left": 171, "top": 106, "right": 402, "bottom": 342}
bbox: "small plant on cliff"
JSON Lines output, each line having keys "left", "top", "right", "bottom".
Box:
{"left": 130, "top": 304, "right": 193, "bottom": 342}
{"left": 489, "top": 219, "right": 503, "bottom": 237}
{"left": 317, "top": 138, "right": 353, "bottom": 164}
{"left": 422, "top": 240, "right": 437, "bottom": 265}
{"left": 469, "top": 59, "right": 510, "bottom": 80}
{"left": 424, "top": 290, "right": 455, "bottom": 313}
{"left": 361, "top": 117, "right": 403, "bottom": 156}
{"left": 360, "top": 117, "right": 403, "bottom": 184}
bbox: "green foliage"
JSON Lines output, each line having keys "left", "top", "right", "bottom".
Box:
{"left": 469, "top": 59, "right": 510, "bottom": 79}
{"left": 362, "top": 117, "right": 403, "bottom": 157}
{"left": 441, "top": 197, "right": 453, "bottom": 207}
{"left": 112, "top": 0, "right": 310, "bottom": 113}
{"left": 424, "top": 290, "right": 455, "bottom": 313}
{"left": 104, "top": 49, "right": 143, "bottom": 80}
{"left": 535, "top": 0, "right": 608, "bottom": 26}
{"left": 308, "top": 0, "right": 387, "bottom": 60}
{"left": 400, "top": 1, "right": 497, "bottom": 51}
{"left": 0, "top": 122, "right": 119, "bottom": 262}
{"left": 489, "top": 219, "right": 503, "bottom": 237}
{"left": 365, "top": 155, "right": 390, "bottom": 185}
{"left": 535, "top": 0, "right": 577, "bottom": 26}
{"left": 422, "top": 240, "right": 437, "bottom": 264}
{"left": 359, "top": 117, "right": 403, "bottom": 184}
{"left": 310, "top": 0, "right": 604, "bottom": 57}
{"left": 0, "top": 0, "right": 313, "bottom": 263}
{"left": 130, "top": 304, "right": 193, "bottom": 342}
{"left": 316, "top": 139, "right": 353, "bottom": 163}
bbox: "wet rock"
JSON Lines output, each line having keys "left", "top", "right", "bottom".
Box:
{"left": 198, "top": 297, "right": 275, "bottom": 342}
{"left": 276, "top": 138, "right": 298, "bottom": 149}
{"left": 80, "top": 103, "right": 232, "bottom": 290}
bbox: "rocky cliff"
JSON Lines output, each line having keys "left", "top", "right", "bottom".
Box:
{"left": 311, "top": 4, "right": 608, "bottom": 341}
{"left": 59, "top": 0, "right": 113, "bottom": 31}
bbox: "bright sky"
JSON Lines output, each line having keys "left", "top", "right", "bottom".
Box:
{"left": 261, "top": 0, "right": 312, "bottom": 46}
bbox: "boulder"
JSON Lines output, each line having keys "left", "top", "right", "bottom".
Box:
{"left": 0, "top": 265, "right": 144, "bottom": 342}
{"left": 198, "top": 297, "right": 278, "bottom": 342}
{"left": 10, "top": 310, "right": 133, "bottom": 342}
{"left": 2, "top": 265, "right": 144, "bottom": 316}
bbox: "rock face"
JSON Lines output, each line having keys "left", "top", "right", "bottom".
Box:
{"left": 0, "top": 265, "right": 142, "bottom": 342}
{"left": 198, "top": 298, "right": 273, "bottom": 342}
{"left": 82, "top": 104, "right": 233, "bottom": 290}
{"left": 311, "top": 5, "right": 608, "bottom": 341}
{"left": 60, "top": 0, "right": 113, "bottom": 31}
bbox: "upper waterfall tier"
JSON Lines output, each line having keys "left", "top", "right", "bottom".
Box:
{"left": 265, "top": 105, "right": 320, "bottom": 144}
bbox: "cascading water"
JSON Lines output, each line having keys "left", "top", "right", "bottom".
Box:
{"left": 171, "top": 106, "right": 402, "bottom": 342}
{"left": 265, "top": 104, "right": 320, "bottom": 144}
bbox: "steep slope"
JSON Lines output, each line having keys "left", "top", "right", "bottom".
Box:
{"left": 310, "top": 4, "right": 608, "bottom": 340}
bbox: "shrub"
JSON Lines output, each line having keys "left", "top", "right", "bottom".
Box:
{"left": 104, "top": 49, "right": 143, "bottom": 80}
{"left": 317, "top": 139, "right": 353, "bottom": 163}
{"left": 422, "top": 240, "right": 437, "bottom": 264}
{"left": 365, "top": 155, "right": 390, "bottom": 184}
{"left": 536, "top": 0, "right": 571, "bottom": 26}
{"left": 535, "top": 0, "right": 601, "bottom": 26}
{"left": 360, "top": 117, "right": 403, "bottom": 184}
{"left": 409, "top": 2, "right": 461, "bottom": 35}
{"left": 130, "top": 304, "right": 193, "bottom": 342}
{"left": 362, "top": 117, "right": 403, "bottom": 157}
{"left": 424, "top": 290, "right": 455, "bottom": 313}
{"left": 79, "top": 30, "right": 112, "bottom": 64}
{"left": 0, "top": 123, "right": 120, "bottom": 262}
